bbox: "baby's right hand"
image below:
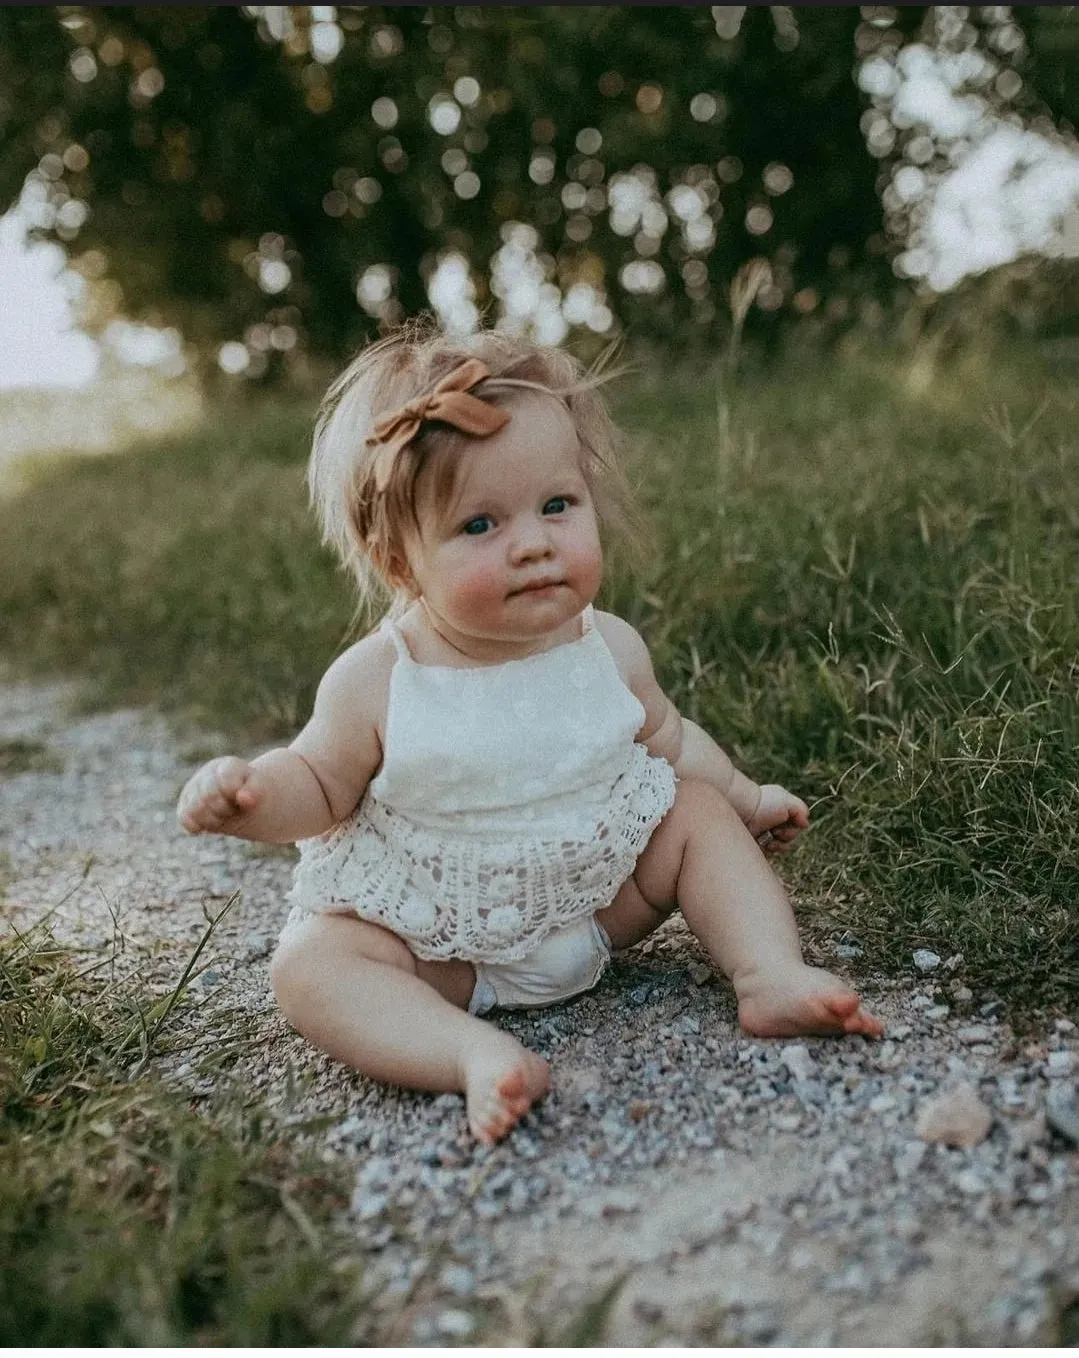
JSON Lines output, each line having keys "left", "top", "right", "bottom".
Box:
{"left": 177, "top": 756, "right": 260, "bottom": 836}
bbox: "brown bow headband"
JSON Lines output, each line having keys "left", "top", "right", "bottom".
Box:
{"left": 365, "top": 357, "right": 510, "bottom": 493}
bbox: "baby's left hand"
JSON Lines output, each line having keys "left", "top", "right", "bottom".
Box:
{"left": 746, "top": 783, "right": 810, "bottom": 855}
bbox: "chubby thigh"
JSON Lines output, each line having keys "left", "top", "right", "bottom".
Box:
{"left": 272, "top": 911, "right": 477, "bottom": 1012}
{"left": 595, "top": 777, "right": 731, "bottom": 950}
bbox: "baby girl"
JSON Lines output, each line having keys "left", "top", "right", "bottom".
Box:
{"left": 177, "top": 319, "right": 882, "bottom": 1147}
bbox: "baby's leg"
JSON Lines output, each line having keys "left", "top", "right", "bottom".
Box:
{"left": 596, "top": 779, "right": 883, "bottom": 1038}
{"left": 270, "top": 914, "right": 550, "bottom": 1145}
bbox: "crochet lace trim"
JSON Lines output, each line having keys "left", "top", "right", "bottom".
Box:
{"left": 283, "top": 745, "right": 677, "bottom": 963}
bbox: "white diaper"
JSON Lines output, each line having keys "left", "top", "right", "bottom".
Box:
{"left": 467, "top": 915, "right": 612, "bottom": 1016}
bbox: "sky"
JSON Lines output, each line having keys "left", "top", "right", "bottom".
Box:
{"left": 0, "top": 210, "right": 99, "bottom": 390}
{"left": 1, "top": 31, "right": 1077, "bottom": 391}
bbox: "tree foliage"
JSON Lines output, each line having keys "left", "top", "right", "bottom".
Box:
{"left": 0, "top": 5, "right": 1074, "bottom": 371}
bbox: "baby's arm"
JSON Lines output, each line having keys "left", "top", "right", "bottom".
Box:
{"left": 596, "top": 613, "right": 808, "bottom": 847}
{"left": 177, "top": 636, "right": 388, "bottom": 844}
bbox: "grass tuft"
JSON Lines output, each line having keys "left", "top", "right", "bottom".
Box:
{"left": 0, "top": 921, "right": 364, "bottom": 1344}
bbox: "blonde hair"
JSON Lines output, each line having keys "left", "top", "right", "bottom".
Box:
{"left": 308, "top": 313, "right": 647, "bottom": 619}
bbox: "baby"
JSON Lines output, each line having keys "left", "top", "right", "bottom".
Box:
{"left": 178, "top": 318, "right": 882, "bottom": 1147}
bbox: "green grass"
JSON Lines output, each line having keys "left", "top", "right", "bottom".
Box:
{"left": 0, "top": 340, "right": 1076, "bottom": 1016}
{"left": 0, "top": 737, "right": 62, "bottom": 775}
{"left": 0, "top": 919, "right": 366, "bottom": 1344}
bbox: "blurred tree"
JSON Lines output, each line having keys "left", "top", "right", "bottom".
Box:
{"left": 0, "top": 5, "right": 1072, "bottom": 376}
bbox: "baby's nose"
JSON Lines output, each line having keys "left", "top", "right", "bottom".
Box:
{"left": 510, "top": 517, "right": 554, "bottom": 559}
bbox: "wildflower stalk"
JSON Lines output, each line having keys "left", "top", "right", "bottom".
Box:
{"left": 717, "top": 257, "right": 771, "bottom": 511}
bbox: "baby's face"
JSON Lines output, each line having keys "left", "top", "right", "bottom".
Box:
{"left": 407, "top": 391, "right": 603, "bottom": 647}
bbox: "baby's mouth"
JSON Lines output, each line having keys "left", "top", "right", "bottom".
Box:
{"left": 510, "top": 580, "right": 563, "bottom": 597}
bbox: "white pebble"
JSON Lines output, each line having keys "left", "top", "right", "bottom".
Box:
{"left": 779, "top": 1043, "right": 815, "bottom": 1083}
{"left": 913, "top": 949, "right": 941, "bottom": 973}
{"left": 1046, "top": 1050, "right": 1074, "bottom": 1078}
{"left": 955, "top": 1169, "right": 987, "bottom": 1196}
{"left": 439, "top": 1264, "right": 476, "bottom": 1296}
{"left": 349, "top": 1189, "right": 388, "bottom": 1220}
{"left": 436, "top": 1309, "right": 475, "bottom": 1338}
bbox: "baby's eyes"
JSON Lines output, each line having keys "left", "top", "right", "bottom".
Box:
{"left": 459, "top": 497, "right": 574, "bottom": 537}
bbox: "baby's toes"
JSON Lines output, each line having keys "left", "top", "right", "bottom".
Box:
{"left": 469, "top": 1109, "right": 498, "bottom": 1145}
{"left": 495, "top": 1071, "right": 532, "bottom": 1117}
{"left": 472, "top": 1096, "right": 513, "bottom": 1145}
{"left": 822, "top": 989, "right": 861, "bottom": 1021}
{"left": 844, "top": 1007, "right": 884, "bottom": 1038}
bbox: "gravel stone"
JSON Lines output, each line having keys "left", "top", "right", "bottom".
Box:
{"left": 1045, "top": 1087, "right": 1079, "bottom": 1145}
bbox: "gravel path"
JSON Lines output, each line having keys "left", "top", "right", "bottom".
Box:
{"left": 3, "top": 672, "right": 1078, "bottom": 1345}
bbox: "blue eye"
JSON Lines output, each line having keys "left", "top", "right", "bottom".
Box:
{"left": 544, "top": 497, "right": 569, "bottom": 514}
{"left": 462, "top": 516, "right": 492, "bottom": 536}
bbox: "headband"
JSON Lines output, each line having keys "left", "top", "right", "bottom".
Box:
{"left": 364, "top": 357, "right": 511, "bottom": 493}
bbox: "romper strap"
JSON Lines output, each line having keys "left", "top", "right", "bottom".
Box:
{"left": 581, "top": 603, "right": 596, "bottom": 635}
{"left": 379, "top": 615, "right": 412, "bottom": 662}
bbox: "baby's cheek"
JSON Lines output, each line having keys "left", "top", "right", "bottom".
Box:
{"left": 453, "top": 560, "right": 507, "bottom": 615}
{"left": 566, "top": 533, "right": 604, "bottom": 596}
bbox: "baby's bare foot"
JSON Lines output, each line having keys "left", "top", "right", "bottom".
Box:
{"left": 736, "top": 962, "right": 884, "bottom": 1039}
{"left": 462, "top": 1036, "right": 550, "bottom": 1146}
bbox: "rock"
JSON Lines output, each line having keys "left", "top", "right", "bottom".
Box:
{"left": 1046, "top": 1050, "right": 1074, "bottom": 1078}
{"left": 779, "top": 1043, "right": 815, "bottom": 1084}
{"left": 1008, "top": 1113, "right": 1048, "bottom": 1153}
{"left": 958, "top": 1024, "right": 995, "bottom": 1045}
{"left": 440, "top": 1264, "right": 477, "bottom": 1296}
{"left": 350, "top": 1189, "right": 389, "bottom": 1220}
{"left": 1055, "top": 1018, "right": 1077, "bottom": 1034}
{"left": 913, "top": 949, "right": 941, "bottom": 973}
{"left": 1045, "top": 1086, "right": 1079, "bottom": 1145}
{"left": 436, "top": 1308, "right": 475, "bottom": 1338}
{"left": 955, "top": 1169, "right": 987, "bottom": 1196}
{"left": 687, "top": 962, "right": 713, "bottom": 985}
{"left": 915, "top": 1083, "right": 993, "bottom": 1148}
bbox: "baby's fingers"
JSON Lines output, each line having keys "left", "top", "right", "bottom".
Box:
{"left": 178, "top": 758, "right": 256, "bottom": 833}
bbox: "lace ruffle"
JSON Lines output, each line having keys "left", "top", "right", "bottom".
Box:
{"left": 284, "top": 744, "right": 676, "bottom": 963}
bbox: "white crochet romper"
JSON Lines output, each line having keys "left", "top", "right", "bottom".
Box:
{"left": 283, "top": 604, "right": 678, "bottom": 964}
